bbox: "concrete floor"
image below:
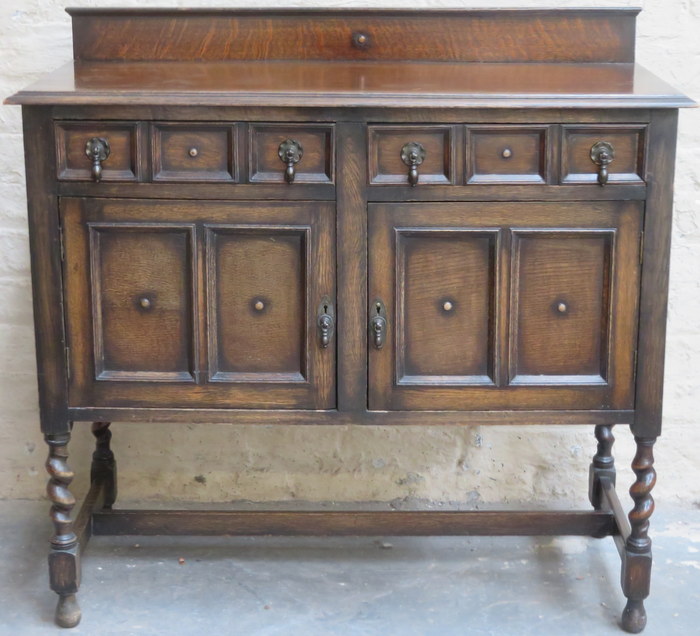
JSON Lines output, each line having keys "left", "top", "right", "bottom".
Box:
{"left": 1, "top": 501, "right": 699, "bottom": 636}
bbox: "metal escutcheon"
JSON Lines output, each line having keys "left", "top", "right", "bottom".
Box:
{"left": 317, "top": 296, "right": 335, "bottom": 348}
{"left": 370, "top": 299, "right": 387, "bottom": 349}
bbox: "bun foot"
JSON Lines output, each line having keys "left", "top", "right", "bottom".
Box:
{"left": 55, "top": 594, "right": 81, "bottom": 628}
{"left": 621, "top": 599, "right": 646, "bottom": 633}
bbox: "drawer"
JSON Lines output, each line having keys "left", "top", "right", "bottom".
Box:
{"left": 55, "top": 121, "right": 142, "bottom": 182}
{"left": 152, "top": 124, "right": 238, "bottom": 182}
{"left": 368, "top": 125, "right": 455, "bottom": 186}
{"left": 561, "top": 125, "right": 646, "bottom": 185}
{"left": 466, "top": 126, "right": 549, "bottom": 184}
{"left": 249, "top": 124, "right": 334, "bottom": 184}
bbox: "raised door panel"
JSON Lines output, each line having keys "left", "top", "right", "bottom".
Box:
{"left": 397, "top": 231, "right": 496, "bottom": 385}
{"left": 90, "top": 224, "right": 196, "bottom": 382}
{"left": 510, "top": 231, "right": 612, "bottom": 385}
{"left": 369, "top": 201, "right": 641, "bottom": 411}
{"left": 206, "top": 227, "right": 306, "bottom": 381}
{"left": 62, "top": 198, "right": 335, "bottom": 409}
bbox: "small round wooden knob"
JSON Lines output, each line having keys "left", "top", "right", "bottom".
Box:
{"left": 188, "top": 147, "right": 199, "bottom": 157}
{"left": 502, "top": 148, "right": 513, "bottom": 159}
{"left": 254, "top": 300, "right": 265, "bottom": 311}
{"left": 443, "top": 301, "right": 454, "bottom": 312}
{"left": 557, "top": 302, "right": 567, "bottom": 313}
{"left": 139, "top": 297, "right": 151, "bottom": 309}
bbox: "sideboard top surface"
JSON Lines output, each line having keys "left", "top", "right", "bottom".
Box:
{"left": 5, "top": 8, "right": 695, "bottom": 109}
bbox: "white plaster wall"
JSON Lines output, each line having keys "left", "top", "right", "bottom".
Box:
{"left": 0, "top": 0, "right": 698, "bottom": 510}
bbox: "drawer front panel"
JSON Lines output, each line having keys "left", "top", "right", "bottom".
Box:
{"left": 56, "top": 121, "right": 142, "bottom": 182}
{"left": 369, "top": 201, "right": 641, "bottom": 411}
{"left": 368, "top": 125, "right": 455, "bottom": 185}
{"left": 249, "top": 124, "right": 334, "bottom": 184}
{"left": 467, "top": 126, "right": 548, "bottom": 184}
{"left": 561, "top": 125, "right": 646, "bottom": 184}
{"left": 152, "top": 124, "right": 237, "bottom": 182}
{"left": 62, "top": 198, "right": 335, "bottom": 409}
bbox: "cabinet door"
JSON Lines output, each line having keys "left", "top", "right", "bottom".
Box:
{"left": 62, "top": 198, "right": 335, "bottom": 409}
{"left": 368, "top": 201, "right": 641, "bottom": 411}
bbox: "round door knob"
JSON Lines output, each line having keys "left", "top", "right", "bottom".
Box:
{"left": 502, "top": 148, "right": 513, "bottom": 158}
{"left": 188, "top": 147, "right": 199, "bottom": 157}
{"left": 443, "top": 301, "right": 454, "bottom": 312}
{"left": 557, "top": 302, "right": 567, "bottom": 313}
{"left": 139, "top": 297, "right": 152, "bottom": 309}
{"left": 254, "top": 300, "right": 265, "bottom": 311}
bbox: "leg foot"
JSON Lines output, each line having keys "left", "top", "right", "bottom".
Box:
{"left": 621, "top": 599, "right": 646, "bottom": 633}
{"left": 589, "top": 424, "right": 616, "bottom": 510}
{"left": 620, "top": 436, "right": 656, "bottom": 634}
{"left": 91, "top": 421, "right": 117, "bottom": 508}
{"left": 45, "top": 432, "right": 81, "bottom": 627}
{"left": 56, "top": 594, "right": 81, "bottom": 628}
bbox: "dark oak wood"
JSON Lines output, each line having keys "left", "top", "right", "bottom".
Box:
{"left": 621, "top": 437, "right": 657, "bottom": 633}
{"left": 6, "top": 7, "right": 694, "bottom": 632}
{"left": 7, "top": 61, "right": 694, "bottom": 109}
{"left": 45, "top": 432, "right": 81, "bottom": 628}
{"left": 589, "top": 424, "right": 616, "bottom": 510}
{"left": 68, "top": 8, "right": 638, "bottom": 63}
{"left": 634, "top": 110, "right": 679, "bottom": 437}
{"left": 466, "top": 125, "right": 550, "bottom": 184}
{"left": 67, "top": 408, "right": 635, "bottom": 426}
{"left": 368, "top": 125, "right": 456, "bottom": 186}
{"left": 369, "top": 201, "right": 641, "bottom": 411}
{"left": 152, "top": 123, "right": 238, "bottom": 182}
{"left": 91, "top": 509, "right": 618, "bottom": 538}
{"left": 561, "top": 124, "right": 646, "bottom": 184}
{"left": 249, "top": 124, "right": 334, "bottom": 184}
{"left": 62, "top": 198, "right": 336, "bottom": 409}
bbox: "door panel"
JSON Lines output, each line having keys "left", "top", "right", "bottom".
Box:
{"left": 206, "top": 227, "right": 307, "bottom": 381}
{"left": 90, "top": 224, "right": 196, "bottom": 382}
{"left": 511, "top": 231, "right": 612, "bottom": 384}
{"left": 62, "top": 198, "right": 335, "bottom": 409}
{"left": 369, "top": 201, "right": 641, "bottom": 411}
{"left": 397, "top": 230, "right": 496, "bottom": 384}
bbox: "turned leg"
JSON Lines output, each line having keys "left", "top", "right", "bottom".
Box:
{"left": 91, "top": 422, "right": 117, "bottom": 509}
{"left": 589, "top": 424, "right": 616, "bottom": 510}
{"left": 45, "top": 432, "right": 81, "bottom": 628}
{"left": 620, "top": 436, "right": 657, "bottom": 633}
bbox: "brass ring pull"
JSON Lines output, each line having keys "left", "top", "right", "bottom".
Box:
{"left": 278, "top": 139, "right": 304, "bottom": 184}
{"left": 85, "top": 137, "right": 110, "bottom": 183}
{"left": 590, "top": 141, "right": 615, "bottom": 186}
{"left": 400, "top": 142, "right": 426, "bottom": 187}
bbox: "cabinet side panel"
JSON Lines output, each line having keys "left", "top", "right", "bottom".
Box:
{"left": 634, "top": 109, "right": 679, "bottom": 437}
{"left": 22, "top": 106, "right": 69, "bottom": 434}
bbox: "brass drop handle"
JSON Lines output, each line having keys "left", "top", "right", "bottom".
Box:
{"left": 317, "top": 296, "right": 335, "bottom": 349}
{"left": 401, "top": 142, "right": 426, "bottom": 187}
{"left": 590, "top": 141, "right": 615, "bottom": 186}
{"left": 370, "top": 299, "right": 387, "bottom": 349}
{"left": 85, "top": 137, "right": 110, "bottom": 182}
{"left": 278, "top": 139, "right": 304, "bottom": 184}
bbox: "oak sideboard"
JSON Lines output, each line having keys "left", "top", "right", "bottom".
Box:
{"left": 5, "top": 7, "right": 695, "bottom": 632}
